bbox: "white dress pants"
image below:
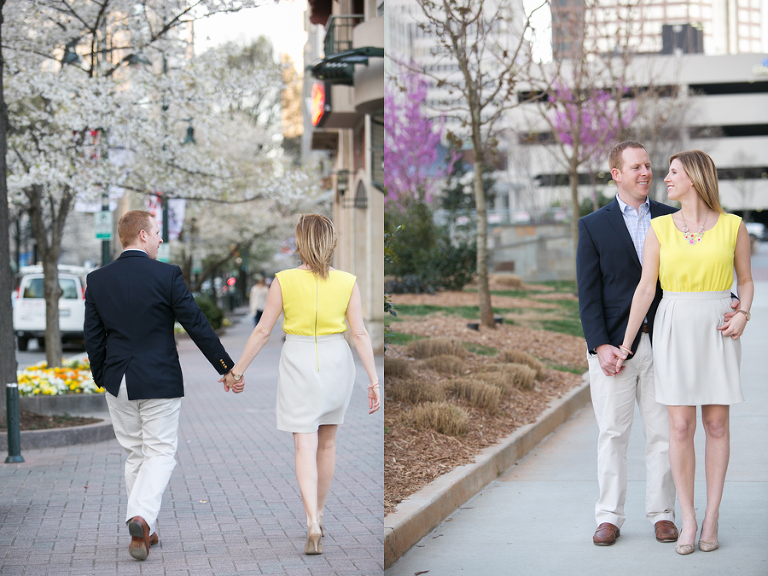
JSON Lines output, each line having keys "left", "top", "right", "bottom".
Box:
{"left": 105, "top": 378, "right": 182, "bottom": 535}
{"left": 588, "top": 333, "right": 676, "bottom": 528}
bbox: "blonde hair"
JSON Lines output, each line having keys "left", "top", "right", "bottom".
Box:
{"left": 669, "top": 150, "right": 724, "bottom": 213}
{"left": 295, "top": 214, "right": 337, "bottom": 279}
{"left": 118, "top": 210, "right": 154, "bottom": 248}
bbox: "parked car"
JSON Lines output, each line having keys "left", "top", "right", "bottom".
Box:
{"left": 745, "top": 222, "right": 766, "bottom": 242}
{"left": 13, "top": 265, "right": 90, "bottom": 351}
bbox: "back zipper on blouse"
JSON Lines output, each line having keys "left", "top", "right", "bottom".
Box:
{"left": 314, "top": 276, "right": 319, "bottom": 371}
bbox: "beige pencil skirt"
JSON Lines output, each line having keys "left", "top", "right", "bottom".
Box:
{"left": 276, "top": 333, "right": 356, "bottom": 433}
{"left": 653, "top": 290, "right": 744, "bottom": 406}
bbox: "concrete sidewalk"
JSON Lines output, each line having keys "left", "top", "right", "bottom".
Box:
{"left": 387, "top": 278, "right": 768, "bottom": 572}
{"left": 0, "top": 311, "right": 384, "bottom": 575}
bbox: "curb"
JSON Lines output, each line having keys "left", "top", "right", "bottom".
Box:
{"left": 384, "top": 372, "right": 591, "bottom": 569}
{"left": 20, "top": 393, "right": 107, "bottom": 416}
{"left": 0, "top": 417, "right": 114, "bottom": 451}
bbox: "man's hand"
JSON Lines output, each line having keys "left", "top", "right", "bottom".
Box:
{"left": 723, "top": 298, "right": 740, "bottom": 322}
{"left": 596, "top": 344, "right": 626, "bottom": 377}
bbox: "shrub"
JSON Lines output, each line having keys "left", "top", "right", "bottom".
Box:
{"left": 406, "top": 337, "right": 466, "bottom": 359}
{"left": 423, "top": 354, "right": 466, "bottom": 375}
{"left": 194, "top": 296, "right": 224, "bottom": 330}
{"left": 451, "top": 379, "right": 501, "bottom": 413}
{"left": 477, "top": 363, "right": 537, "bottom": 392}
{"left": 500, "top": 350, "right": 546, "bottom": 380}
{"left": 385, "top": 357, "right": 413, "bottom": 380}
{"left": 385, "top": 201, "right": 476, "bottom": 293}
{"left": 387, "top": 378, "right": 445, "bottom": 404}
{"left": 403, "top": 401, "right": 469, "bottom": 436}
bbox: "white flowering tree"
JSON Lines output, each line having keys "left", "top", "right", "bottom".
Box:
{"left": 2, "top": 0, "right": 316, "bottom": 367}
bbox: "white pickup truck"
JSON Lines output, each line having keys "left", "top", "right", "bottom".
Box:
{"left": 13, "top": 265, "right": 90, "bottom": 351}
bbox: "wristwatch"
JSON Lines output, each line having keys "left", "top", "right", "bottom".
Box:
{"left": 231, "top": 372, "right": 243, "bottom": 382}
{"left": 736, "top": 309, "right": 751, "bottom": 321}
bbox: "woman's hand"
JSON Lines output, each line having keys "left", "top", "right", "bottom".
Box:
{"left": 368, "top": 383, "right": 381, "bottom": 414}
{"left": 218, "top": 372, "right": 245, "bottom": 393}
{"left": 717, "top": 311, "right": 748, "bottom": 339}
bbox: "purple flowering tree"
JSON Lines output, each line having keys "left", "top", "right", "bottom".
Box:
{"left": 548, "top": 80, "right": 636, "bottom": 250}
{"left": 384, "top": 71, "right": 458, "bottom": 208}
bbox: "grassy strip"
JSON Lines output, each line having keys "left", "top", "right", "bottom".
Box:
{"left": 386, "top": 331, "right": 425, "bottom": 346}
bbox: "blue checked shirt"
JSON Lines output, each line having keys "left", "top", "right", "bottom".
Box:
{"left": 616, "top": 194, "right": 651, "bottom": 266}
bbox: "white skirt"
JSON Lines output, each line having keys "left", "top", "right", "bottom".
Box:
{"left": 653, "top": 290, "right": 743, "bottom": 406}
{"left": 276, "top": 333, "right": 356, "bottom": 433}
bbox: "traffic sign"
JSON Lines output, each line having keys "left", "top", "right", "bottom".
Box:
{"left": 94, "top": 211, "right": 112, "bottom": 239}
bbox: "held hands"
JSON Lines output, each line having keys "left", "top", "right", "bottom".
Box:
{"left": 368, "top": 382, "right": 381, "bottom": 414}
{"left": 218, "top": 371, "right": 245, "bottom": 393}
{"left": 596, "top": 344, "right": 627, "bottom": 377}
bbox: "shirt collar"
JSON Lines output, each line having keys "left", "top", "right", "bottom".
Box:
{"left": 616, "top": 193, "right": 650, "bottom": 216}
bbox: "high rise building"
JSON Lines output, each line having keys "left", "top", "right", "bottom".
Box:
{"left": 552, "top": 0, "right": 763, "bottom": 57}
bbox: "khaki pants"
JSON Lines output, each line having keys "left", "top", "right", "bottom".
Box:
{"left": 105, "top": 377, "right": 182, "bottom": 535}
{"left": 588, "top": 333, "right": 676, "bottom": 528}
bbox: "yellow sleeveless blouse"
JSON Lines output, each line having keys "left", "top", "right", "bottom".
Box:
{"left": 651, "top": 212, "right": 741, "bottom": 292}
{"left": 275, "top": 269, "right": 357, "bottom": 336}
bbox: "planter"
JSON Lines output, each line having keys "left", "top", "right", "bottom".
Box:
{"left": 0, "top": 418, "right": 114, "bottom": 450}
{"left": 20, "top": 393, "right": 108, "bottom": 417}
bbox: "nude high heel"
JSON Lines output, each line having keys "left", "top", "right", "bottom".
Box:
{"left": 305, "top": 522, "right": 323, "bottom": 555}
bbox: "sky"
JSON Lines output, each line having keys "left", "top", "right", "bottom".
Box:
{"left": 194, "top": 0, "right": 308, "bottom": 69}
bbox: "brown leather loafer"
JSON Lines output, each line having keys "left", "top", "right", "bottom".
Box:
{"left": 149, "top": 532, "right": 159, "bottom": 546}
{"left": 655, "top": 520, "right": 679, "bottom": 543}
{"left": 593, "top": 522, "right": 620, "bottom": 545}
{"left": 128, "top": 516, "right": 150, "bottom": 561}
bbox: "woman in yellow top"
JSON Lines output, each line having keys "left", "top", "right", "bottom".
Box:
{"left": 222, "top": 214, "right": 381, "bottom": 555}
{"left": 616, "top": 150, "right": 753, "bottom": 555}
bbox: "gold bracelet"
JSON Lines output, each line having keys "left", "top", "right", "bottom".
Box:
{"left": 619, "top": 345, "right": 632, "bottom": 355}
{"left": 368, "top": 383, "right": 380, "bottom": 390}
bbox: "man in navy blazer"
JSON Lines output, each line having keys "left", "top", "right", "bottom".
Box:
{"left": 84, "top": 210, "right": 242, "bottom": 561}
{"left": 577, "top": 141, "right": 679, "bottom": 547}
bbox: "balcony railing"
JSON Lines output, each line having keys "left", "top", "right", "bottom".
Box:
{"left": 324, "top": 15, "right": 363, "bottom": 57}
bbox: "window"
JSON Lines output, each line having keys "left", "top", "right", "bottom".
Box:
{"left": 23, "top": 277, "right": 79, "bottom": 299}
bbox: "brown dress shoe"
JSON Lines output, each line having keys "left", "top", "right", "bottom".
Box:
{"left": 128, "top": 516, "right": 150, "bottom": 561}
{"left": 149, "top": 532, "right": 159, "bottom": 546}
{"left": 655, "top": 520, "right": 679, "bottom": 542}
{"left": 593, "top": 522, "right": 620, "bottom": 546}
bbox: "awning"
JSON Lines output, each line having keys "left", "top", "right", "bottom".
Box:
{"left": 310, "top": 47, "right": 385, "bottom": 85}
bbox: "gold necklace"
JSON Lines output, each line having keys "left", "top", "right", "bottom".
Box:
{"left": 680, "top": 210, "right": 709, "bottom": 245}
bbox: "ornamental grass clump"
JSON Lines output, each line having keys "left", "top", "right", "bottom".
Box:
{"left": 477, "top": 363, "right": 537, "bottom": 392}
{"left": 385, "top": 357, "right": 413, "bottom": 380}
{"left": 405, "top": 337, "right": 466, "bottom": 359}
{"left": 500, "top": 349, "right": 546, "bottom": 380}
{"left": 404, "top": 401, "right": 468, "bottom": 436}
{"left": 423, "top": 354, "right": 466, "bottom": 375}
{"left": 491, "top": 274, "right": 523, "bottom": 289}
{"left": 451, "top": 378, "right": 501, "bottom": 414}
{"left": 17, "top": 358, "right": 103, "bottom": 397}
{"left": 387, "top": 378, "right": 445, "bottom": 404}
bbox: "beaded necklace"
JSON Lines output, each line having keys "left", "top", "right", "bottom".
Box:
{"left": 680, "top": 210, "right": 709, "bottom": 245}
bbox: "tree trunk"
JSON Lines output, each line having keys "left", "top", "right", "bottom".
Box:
{"left": 0, "top": 0, "right": 16, "bottom": 419}
{"left": 26, "top": 185, "right": 73, "bottom": 368}
{"left": 569, "top": 160, "right": 580, "bottom": 276}
{"left": 472, "top": 131, "right": 494, "bottom": 329}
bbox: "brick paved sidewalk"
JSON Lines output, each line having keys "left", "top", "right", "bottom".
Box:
{"left": 0, "top": 311, "right": 384, "bottom": 576}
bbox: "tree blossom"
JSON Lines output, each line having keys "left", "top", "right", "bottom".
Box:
{"left": 384, "top": 70, "right": 458, "bottom": 207}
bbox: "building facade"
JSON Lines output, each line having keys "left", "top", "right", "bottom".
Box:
{"left": 305, "top": 0, "right": 385, "bottom": 351}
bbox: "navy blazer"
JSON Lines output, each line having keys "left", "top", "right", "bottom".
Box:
{"left": 84, "top": 250, "right": 234, "bottom": 400}
{"left": 577, "top": 198, "right": 678, "bottom": 356}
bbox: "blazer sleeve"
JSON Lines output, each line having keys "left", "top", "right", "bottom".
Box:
{"left": 577, "top": 218, "right": 609, "bottom": 352}
{"left": 169, "top": 266, "right": 234, "bottom": 375}
{"left": 83, "top": 281, "right": 106, "bottom": 385}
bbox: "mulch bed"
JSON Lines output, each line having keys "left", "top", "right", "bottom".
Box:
{"left": 0, "top": 410, "right": 101, "bottom": 431}
{"left": 385, "top": 293, "right": 588, "bottom": 515}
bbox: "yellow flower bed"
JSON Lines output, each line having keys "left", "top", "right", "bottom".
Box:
{"left": 17, "top": 358, "right": 104, "bottom": 397}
